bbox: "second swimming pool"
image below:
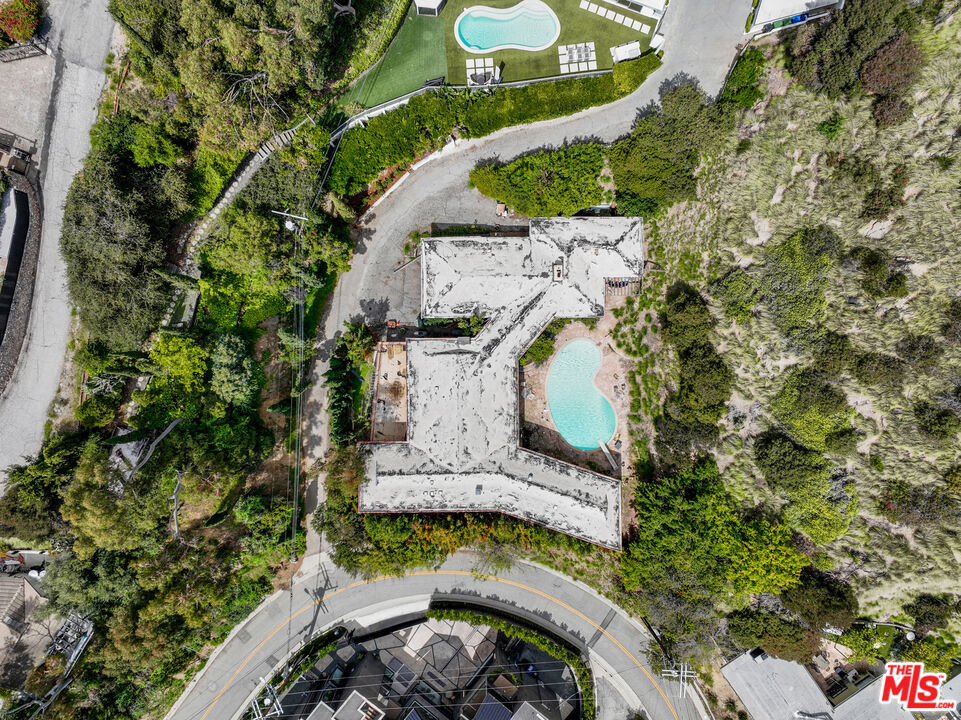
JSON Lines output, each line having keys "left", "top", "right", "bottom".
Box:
{"left": 546, "top": 339, "right": 616, "bottom": 450}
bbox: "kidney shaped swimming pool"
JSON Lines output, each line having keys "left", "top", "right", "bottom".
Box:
{"left": 455, "top": 0, "right": 561, "bottom": 54}
{"left": 546, "top": 339, "right": 616, "bottom": 450}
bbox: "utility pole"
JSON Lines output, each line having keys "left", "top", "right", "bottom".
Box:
{"left": 661, "top": 663, "right": 697, "bottom": 701}
{"left": 249, "top": 682, "right": 284, "bottom": 718}
{"left": 273, "top": 208, "right": 307, "bottom": 564}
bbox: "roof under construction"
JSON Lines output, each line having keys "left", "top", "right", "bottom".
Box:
{"left": 360, "top": 217, "right": 643, "bottom": 550}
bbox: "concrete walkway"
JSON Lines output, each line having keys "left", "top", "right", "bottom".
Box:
{"left": 302, "top": 0, "right": 748, "bottom": 466}
{"left": 164, "top": 553, "right": 700, "bottom": 720}
{"left": 0, "top": 0, "right": 115, "bottom": 485}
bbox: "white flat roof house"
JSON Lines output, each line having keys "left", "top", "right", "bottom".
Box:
{"left": 721, "top": 651, "right": 931, "bottom": 720}
{"left": 360, "top": 217, "right": 644, "bottom": 550}
{"left": 750, "top": 0, "right": 844, "bottom": 33}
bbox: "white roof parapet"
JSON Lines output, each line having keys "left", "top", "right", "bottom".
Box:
{"left": 364, "top": 217, "right": 643, "bottom": 550}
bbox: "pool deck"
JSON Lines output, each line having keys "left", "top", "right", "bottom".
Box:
{"left": 443, "top": 0, "right": 656, "bottom": 84}
{"left": 520, "top": 299, "right": 634, "bottom": 511}
{"left": 361, "top": 217, "right": 643, "bottom": 550}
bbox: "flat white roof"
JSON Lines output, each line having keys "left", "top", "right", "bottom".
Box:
{"left": 414, "top": 0, "right": 445, "bottom": 9}
{"left": 721, "top": 652, "right": 915, "bottom": 720}
{"left": 754, "top": 0, "right": 838, "bottom": 25}
{"left": 361, "top": 217, "right": 643, "bottom": 549}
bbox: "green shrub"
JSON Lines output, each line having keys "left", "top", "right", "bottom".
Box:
{"left": 130, "top": 122, "right": 181, "bottom": 167}
{"left": 838, "top": 625, "right": 891, "bottom": 663}
{"left": 904, "top": 593, "right": 959, "bottom": 633}
{"left": 860, "top": 32, "right": 924, "bottom": 96}
{"left": 880, "top": 478, "right": 958, "bottom": 525}
{"left": 944, "top": 298, "right": 961, "bottom": 343}
{"left": 896, "top": 333, "right": 941, "bottom": 370}
{"left": 521, "top": 319, "right": 570, "bottom": 366}
{"left": 24, "top": 653, "right": 65, "bottom": 697}
{"left": 787, "top": 0, "right": 909, "bottom": 98}
{"left": 862, "top": 165, "right": 908, "bottom": 219}
{"left": 712, "top": 267, "right": 757, "bottom": 322}
{"left": 470, "top": 144, "right": 605, "bottom": 217}
{"left": 753, "top": 431, "right": 853, "bottom": 543}
{"left": 849, "top": 246, "right": 906, "bottom": 297}
{"left": 610, "top": 83, "right": 732, "bottom": 216}
{"left": 899, "top": 636, "right": 961, "bottom": 673}
{"left": 655, "top": 284, "right": 734, "bottom": 467}
{"left": 611, "top": 53, "right": 662, "bottom": 96}
{"left": 913, "top": 400, "right": 960, "bottom": 440}
{"left": 945, "top": 465, "right": 961, "bottom": 494}
{"left": 771, "top": 368, "right": 854, "bottom": 451}
{"left": 614, "top": 192, "right": 659, "bottom": 217}
{"left": 623, "top": 459, "right": 806, "bottom": 604}
{"left": 75, "top": 396, "right": 118, "bottom": 428}
{"left": 813, "top": 331, "right": 850, "bottom": 376}
{"left": 851, "top": 350, "right": 905, "bottom": 386}
{"left": 722, "top": 48, "right": 766, "bottom": 108}
{"left": 727, "top": 610, "right": 819, "bottom": 663}
{"left": 933, "top": 155, "right": 955, "bottom": 171}
{"left": 329, "top": 57, "right": 662, "bottom": 198}
{"left": 817, "top": 115, "right": 845, "bottom": 139}
{"left": 763, "top": 227, "right": 840, "bottom": 342}
{"left": 781, "top": 567, "right": 859, "bottom": 631}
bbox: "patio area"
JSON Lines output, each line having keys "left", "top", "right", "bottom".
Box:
{"left": 444, "top": 0, "right": 656, "bottom": 84}
{"left": 345, "top": 0, "right": 657, "bottom": 107}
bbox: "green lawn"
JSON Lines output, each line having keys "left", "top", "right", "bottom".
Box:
{"left": 343, "top": 6, "right": 448, "bottom": 109}
{"left": 344, "top": 0, "right": 655, "bottom": 107}
{"left": 443, "top": 0, "right": 655, "bottom": 84}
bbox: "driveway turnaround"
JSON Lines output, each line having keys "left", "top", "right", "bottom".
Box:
{"left": 302, "top": 0, "right": 747, "bottom": 465}
{"left": 165, "top": 554, "right": 698, "bottom": 720}
{"left": 0, "top": 0, "right": 115, "bottom": 485}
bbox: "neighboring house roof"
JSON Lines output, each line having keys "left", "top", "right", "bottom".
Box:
{"left": 753, "top": 0, "right": 840, "bottom": 26}
{"left": 510, "top": 701, "right": 551, "bottom": 720}
{"left": 0, "top": 575, "right": 64, "bottom": 690}
{"left": 475, "top": 693, "right": 513, "bottom": 720}
{"left": 361, "top": 217, "right": 643, "bottom": 549}
{"left": 721, "top": 650, "right": 915, "bottom": 720}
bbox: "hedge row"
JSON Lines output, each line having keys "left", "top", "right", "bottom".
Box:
{"left": 425, "top": 607, "right": 596, "bottom": 720}
{"left": 329, "top": 54, "right": 661, "bottom": 196}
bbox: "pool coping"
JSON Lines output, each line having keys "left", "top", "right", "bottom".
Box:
{"left": 545, "top": 337, "right": 619, "bottom": 451}
{"left": 453, "top": 0, "right": 562, "bottom": 54}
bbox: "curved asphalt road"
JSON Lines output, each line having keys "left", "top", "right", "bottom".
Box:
{"left": 0, "top": 0, "right": 115, "bottom": 486}
{"left": 164, "top": 554, "right": 699, "bottom": 720}
{"left": 301, "top": 0, "right": 748, "bottom": 466}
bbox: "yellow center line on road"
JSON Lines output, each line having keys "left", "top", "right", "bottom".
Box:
{"left": 198, "top": 570, "right": 679, "bottom": 720}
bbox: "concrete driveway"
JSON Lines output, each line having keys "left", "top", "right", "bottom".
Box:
{"left": 0, "top": 0, "right": 115, "bottom": 486}
{"left": 302, "top": 0, "right": 748, "bottom": 465}
{"left": 164, "top": 554, "right": 700, "bottom": 720}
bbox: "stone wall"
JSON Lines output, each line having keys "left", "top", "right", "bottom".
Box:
{"left": 0, "top": 172, "right": 42, "bottom": 397}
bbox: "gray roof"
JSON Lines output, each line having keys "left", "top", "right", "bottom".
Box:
{"left": 475, "top": 694, "right": 513, "bottom": 720}
{"left": 361, "top": 218, "right": 643, "bottom": 549}
{"left": 721, "top": 651, "right": 916, "bottom": 720}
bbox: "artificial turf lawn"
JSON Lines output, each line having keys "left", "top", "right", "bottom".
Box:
{"left": 343, "top": 6, "right": 448, "bottom": 109}
{"left": 442, "top": 0, "right": 655, "bottom": 84}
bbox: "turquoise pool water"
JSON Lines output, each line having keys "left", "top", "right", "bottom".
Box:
{"left": 455, "top": 0, "right": 560, "bottom": 54}
{"left": 547, "top": 340, "right": 616, "bottom": 450}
